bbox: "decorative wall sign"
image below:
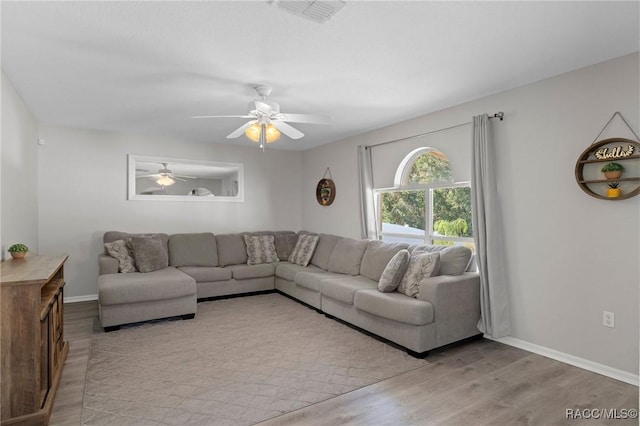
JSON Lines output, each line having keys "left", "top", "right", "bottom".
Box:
{"left": 316, "top": 168, "right": 336, "bottom": 206}
{"left": 574, "top": 112, "right": 640, "bottom": 201}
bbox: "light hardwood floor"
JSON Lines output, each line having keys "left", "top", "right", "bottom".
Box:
{"left": 50, "top": 301, "right": 638, "bottom": 426}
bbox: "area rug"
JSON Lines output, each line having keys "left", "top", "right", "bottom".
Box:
{"left": 82, "top": 293, "right": 428, "bottom": 425}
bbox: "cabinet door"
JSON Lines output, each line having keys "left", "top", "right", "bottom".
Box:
{"left": 39, "top": 312, "right": 50, "bottom": 409}
{"left": 50, "top": 297, "right": 59, "bottom": 373}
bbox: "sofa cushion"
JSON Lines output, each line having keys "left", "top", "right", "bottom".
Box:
{"left": 354, "top": 289, "right": 434, "bottom": 326}
{"left": 227, "top": 263, "right": 276, "bottom": 280}
{"left": 130, "top": 236, "right": 169, "bottom": 273}
{"left": 168, "top": 233, "right": 218, "bottom": 267}
{"left": 288, "top": 234, "right": 319, "bottom": 267}
{"left": 216, "top": 234, "right": 248, "bottom": 266}
{"left": 360, "top": 241, "right": 410, "bottom": 282}
{"left": 104, "top": 231, "right": 169, "bottom": 254}
{"left": 320, "top": 275, "right": 378, "bottom": 305}
{"left": 412, "top": 245, "right": 472, "bottom": 276}
{"left": 98, "top": 267, "right": 196, "bottom": 305}
{"left": 378, "top": 249, "right": 410, "bottom": 292}
{"left": 295, "top": 271, "right": 345, "bottom": 292}
{"left": 104, "top": 239, "right": 137, "bottom": 273}
{"left": 275, "top": 262, "right": 323, "bottom": 282}
{"left": 398, "top": 252, "right": 440, "bottom": 298}
{"left": 244, "top": 235, "right": 279, "bottom": 265}
{"left": 327, "top": 238, "right": 368, "bottom": 275}
{"left": 310, "top": 234, "right": 342, "bottom": 270}
{"left": 177, "top": 266, "right": 232, "bottom": 283}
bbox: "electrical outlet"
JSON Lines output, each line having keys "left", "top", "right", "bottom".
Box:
{"left": 603, "top": 311, "right": 615, "bottom": 328}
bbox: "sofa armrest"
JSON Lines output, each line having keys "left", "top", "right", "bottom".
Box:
{"left": 99, "top": 254, "right": 119, "bottom": 275}
{"left": 418, "top": 272, "right": 481, "bottom": 347}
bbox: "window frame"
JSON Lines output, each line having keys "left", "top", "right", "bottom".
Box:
{"left": 376, "top": 181, "right": 473, "bottom": 245}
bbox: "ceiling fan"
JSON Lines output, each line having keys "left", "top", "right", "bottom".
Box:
{"left": 137, "top": 162, "right": 196, "bottom": 187}
{"left": 193, "top": 85, "right": 332, "bottom": 149}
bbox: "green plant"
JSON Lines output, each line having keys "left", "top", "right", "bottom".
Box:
{"left": 608, "top": 182, "right": 620, "bottom": 189}
{"left": 8, "top": 243, "right": 29, "bottom": 253}
{"left": 601, "top": 162, "right": 625, "bottom": 173}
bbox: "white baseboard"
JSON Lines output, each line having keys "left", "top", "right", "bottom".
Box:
{"left": 64, "top": 294, "right": 98, "bottom": 304}
{"left": 485, "top": 335, "right": 638, "bottom": 387}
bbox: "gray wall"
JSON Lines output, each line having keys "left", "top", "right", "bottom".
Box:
{"left": 37, "top": 125, "right": 302, "bottom": 298}
{"left": 300, "top": 53, "right": 639, "bottom": 375}
{"left": 1, "top": 71, "right": 39, "bottom": 259}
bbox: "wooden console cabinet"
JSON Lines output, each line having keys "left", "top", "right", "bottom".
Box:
{"left": 1, "top": 255, "right": 69, "bottom": 426}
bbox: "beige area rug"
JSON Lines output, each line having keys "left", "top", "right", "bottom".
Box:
{"left": 82, "top": 293, "right": 428, "bottom": 425}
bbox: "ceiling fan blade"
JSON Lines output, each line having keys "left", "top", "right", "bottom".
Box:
{"left": 227, "top": 120, "right": 257, "bottom": 138}
{"left": 192, "top": 115, "right": 254, "bottom": 119}
{"left": 271, "top": 120, "right": 304, "bottom": 140}
{"left": 275, "top": 113, "right": 332, "bottom": 125}
{"left": 174, "top": 174, "right": 197, "bottom": 179}
{"left": 138, "top": 174, "right": 160, "bottom": 178}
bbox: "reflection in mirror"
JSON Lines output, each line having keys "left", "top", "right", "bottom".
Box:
{"left": 128, "top": 155, "right": 244, "bottom": 202}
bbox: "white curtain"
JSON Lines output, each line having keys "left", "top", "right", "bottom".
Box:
{"left": 357, "top": 145, "right": 378, "bottom": 240}
{"left": 471, "top": 114, "right": 511, "bottom": 338}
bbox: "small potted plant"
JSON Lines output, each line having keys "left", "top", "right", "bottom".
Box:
{"left": 607, "top": 182, "right": 622, "bottom": 198}
{"left": 8, "top": 243, "right": 29, "bottom": 260}
{"left": 601, "top": 162, "right": 625, "bottom": 180}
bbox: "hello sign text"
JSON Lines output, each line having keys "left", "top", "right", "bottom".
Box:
{"left": 594, "top": 145, "right": 635, "bottom": 160}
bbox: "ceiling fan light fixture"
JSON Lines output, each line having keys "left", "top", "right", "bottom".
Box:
{"left": 245, "top": 123, "right": 281, "bottom": 144}
{"left": 156, "top": 175, "right": 176, "bottom": 187}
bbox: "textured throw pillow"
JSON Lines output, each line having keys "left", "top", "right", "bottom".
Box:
{"left": 130, "top": 236, "right": 169, "bottom": 273}
{"left": 397, "top": 252, "right": 441, "bottom": 298}
{"left": 244, "top": 235, "right": 280, "bottom": 265}
{"left": 288, "top": 234, "right": 320, "bottom": 267}
{"left": 104, "top": 239, "right": 137, "bottom": 273}
{"left": 378, "top": 249, "right": 410, "bottom": 292}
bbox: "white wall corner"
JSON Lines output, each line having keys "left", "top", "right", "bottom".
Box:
{"left": 485, "top": 335, "right": 639, "bottom": 387}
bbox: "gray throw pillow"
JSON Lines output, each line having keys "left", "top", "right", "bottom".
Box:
{"left": 274, "top": 233, "right": 298, "bottom": 260}
{"left": 288, "top": 234, "right": 319, "bottom": 267}
{"left": 244, "top": 235, "right": 279, "bottom": 265}
{"left": 378, "top": 249, "right": 410, "bottom": 292}
{"left": 130, "top": 236, "right": 169, "bottom": 273}
{"left": 412, "top": 245, "right": 472, "bottom": 276}
{"left": 397, "top": 252, "right": 440, "bottom": 298}
{"left": 104, "top": 239, "right": 137, "bottom": 273}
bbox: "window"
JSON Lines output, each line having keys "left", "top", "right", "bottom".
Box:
{"left": 378, "top": 148, "right": 474, "bottom": 250}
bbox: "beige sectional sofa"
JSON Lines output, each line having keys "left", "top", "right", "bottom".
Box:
{"left": 98, "top": 230, "right": 481, "bottom": 356}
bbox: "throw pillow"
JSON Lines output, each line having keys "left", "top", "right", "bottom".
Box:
{"left": 244, "top": 235, "right": 280, "bottom": 265}
{"left": 104, "top": 239, "right": 137, "bottom": 273}
{"left": 288, "top": 234, "right": 319, "bottom": 267}
{"left": 274, "top": 233, "right": 299, "bottom": 260}
{"left": 412, "top": 245, "right": 472, "bottom": 276}
{"left": 397, "top": 251, "right": 441, "bottom": 298}
{"left": 378, "top": 249, "right": 410, "bottom": 292}
{"left": 130, "top": 236, "right": 169, "bottom": 273}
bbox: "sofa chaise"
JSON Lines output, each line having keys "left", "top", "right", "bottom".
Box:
{"left": 98, "top": 230, "right": 481, "bottom": 355}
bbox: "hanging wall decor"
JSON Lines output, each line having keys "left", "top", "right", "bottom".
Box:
{"left": 316, "top": 168, "right": 336, "bottom": 206}
{"left": 575, "top": 112, "right": 640, "bottom": 201}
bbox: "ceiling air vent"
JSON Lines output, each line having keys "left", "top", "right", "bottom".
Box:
{"left": 277, "top": 1, "right": 346, "bottom": 23}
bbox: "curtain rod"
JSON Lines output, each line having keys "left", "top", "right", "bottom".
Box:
{"left": 365, "top": 112, "right": 504, "bottom": 149}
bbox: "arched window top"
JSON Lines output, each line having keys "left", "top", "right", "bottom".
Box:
{"left": 393, "top": 147, "right": 454, "bottom": 187}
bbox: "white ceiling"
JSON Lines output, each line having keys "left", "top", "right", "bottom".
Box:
{"left": 2, "top": 1, "right": 638, "bottom": 151}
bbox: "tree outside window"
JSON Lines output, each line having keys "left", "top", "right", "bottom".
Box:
{"left": 379, "top": 149, "right": 473, "bottom": 249}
